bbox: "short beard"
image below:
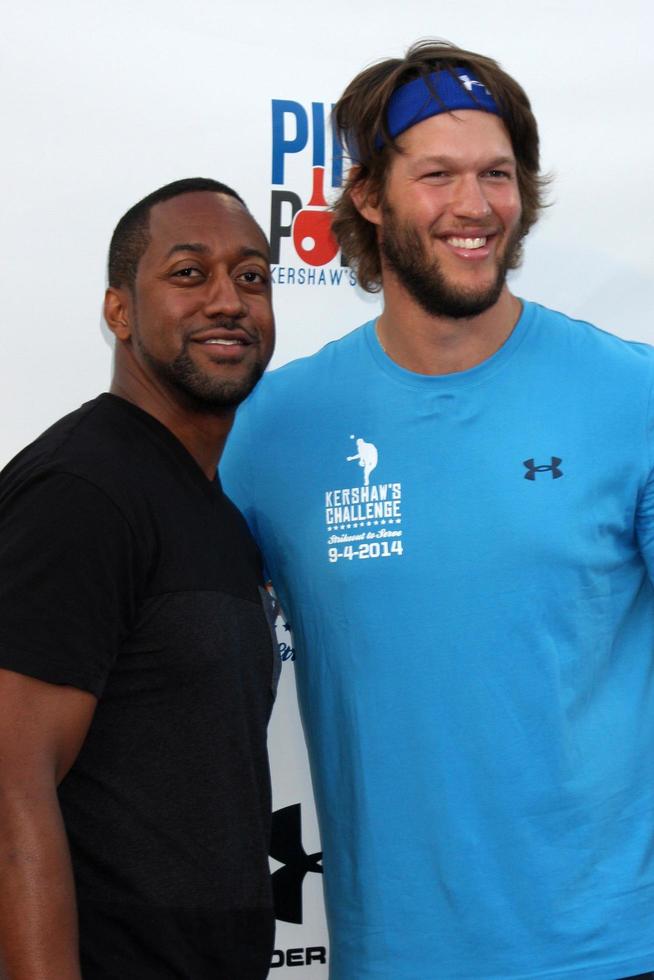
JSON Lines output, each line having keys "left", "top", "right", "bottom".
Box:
{"left": 135, "top": 333, "right": 264, "bottom": 415}
{"left": 380, "top": 202, "right": 522, "bottom": 320}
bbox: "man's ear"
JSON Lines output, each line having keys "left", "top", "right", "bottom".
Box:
{"left": 349, "top": 169, "right": 383, "bottom": 227}
{"left": 104, "top": 287, "right": 132, "bottom": 342}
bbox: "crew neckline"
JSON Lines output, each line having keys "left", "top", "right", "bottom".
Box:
{"left": 363, "top": 298, "right": 534, "bottom": 390}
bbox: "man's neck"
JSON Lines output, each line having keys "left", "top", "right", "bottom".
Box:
{"left": 376, "top": 285, "right": 522, "bottom": 376}
{"left": 110, "top": 367, "right": 232, "bottom": 481}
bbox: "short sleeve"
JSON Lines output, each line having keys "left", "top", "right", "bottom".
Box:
{"left": 0, "top": 472, "right": 139, "bottom": 696}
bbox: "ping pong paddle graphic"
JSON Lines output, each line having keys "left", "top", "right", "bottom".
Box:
{"left": 292, "top": 166, "right": 339, "bottom": 266}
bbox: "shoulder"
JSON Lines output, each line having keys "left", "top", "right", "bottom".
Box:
{"left": 526, "top": 301, "right": 654, "bottom": 379}
{"left": 221, "top": 323, "right": 373, "bottom": 500}
{"left": 237, "top": 321, "right": 372, "bottom": 420}
{"left": 0, "top": 395, "right": 170, "bottom": 525}
{"left": 1, "top": 396, "right": 114, "bottom": 491}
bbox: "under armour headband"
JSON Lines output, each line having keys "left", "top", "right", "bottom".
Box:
{"left": 375, "top": 69, "right": 501, "bottom": 149}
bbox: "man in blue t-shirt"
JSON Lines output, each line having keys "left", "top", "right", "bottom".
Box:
{"left": 221, "top": 41, "right": 654, "bottom": 980}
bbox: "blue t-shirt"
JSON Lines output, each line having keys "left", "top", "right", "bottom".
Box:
{"left": 221, "top": 300, "right": 654, "bottom": 980}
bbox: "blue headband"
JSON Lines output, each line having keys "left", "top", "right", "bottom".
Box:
{"left": 375, "top": 69, "right": 501, "bottom": 149}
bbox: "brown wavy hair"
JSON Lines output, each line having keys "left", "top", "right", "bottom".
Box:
{"left": 331, "top": 40, "right": 549, "bottom": 292}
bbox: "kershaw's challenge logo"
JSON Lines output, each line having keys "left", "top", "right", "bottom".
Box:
{"left": 325, "top": 436, "right": 404, "bottom": 564}
{"left": 346, "top": 435, "right": 378, "bottom": 486}
{"left": 270, "top": 99, "right": 356, "bottom": 287}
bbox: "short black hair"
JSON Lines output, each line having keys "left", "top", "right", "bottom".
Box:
{"left": 108, "top": 177, "right": 246, "bottom": 289}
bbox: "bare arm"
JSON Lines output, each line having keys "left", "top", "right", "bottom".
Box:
{"left": 0, "top": 668, "right": 96, "bottom": 980}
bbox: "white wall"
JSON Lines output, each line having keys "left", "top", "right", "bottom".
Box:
{"left": 2, "top": 1, "right": 652, "bottom": 974}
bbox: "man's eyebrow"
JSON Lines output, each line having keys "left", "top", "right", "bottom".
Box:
{"left": 163, "top": 243, "right": 270, "bottom": 262}
{"left": 164, "top": 242, "right": 210, "bottom": 259}
{"left": 484, "top": 156, "right": 516, "bottom": 168}
{"left": 413, "top": 154, "right": 516, "bottom": 168}
{"left": 239, "top": 246, "right": 271, "bottom": 264}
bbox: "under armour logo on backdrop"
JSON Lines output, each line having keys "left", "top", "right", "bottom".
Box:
{"left": 270, "top": 803, "right": 323, "bottom": 924}
{"left": 523, "top": 457, "right": 563, "bottom": 480}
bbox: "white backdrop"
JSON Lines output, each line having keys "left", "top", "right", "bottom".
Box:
{"left": 2, "top": 1, "right": 653, "bottom": 975}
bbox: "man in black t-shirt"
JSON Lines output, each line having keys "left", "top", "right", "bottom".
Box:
{"left": 0, "top": 178, "right": 277, "bottom": 979}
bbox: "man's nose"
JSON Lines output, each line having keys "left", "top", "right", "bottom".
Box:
{"left": 452, "top": 174, "right": 492, "bottom": 219}
{"left": 203, "top": 272, "right": 246, "bottom": 318}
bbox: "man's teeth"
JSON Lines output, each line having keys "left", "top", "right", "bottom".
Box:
{"left": 202, "top": 338, "right": 242, "bottom": 345}
{"left": 447, "top": 236, "right": 487, "bottom": 249}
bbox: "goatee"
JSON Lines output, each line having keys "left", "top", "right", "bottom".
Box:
{"left": 134, "top": 323, "right": 264, "bottom": 415}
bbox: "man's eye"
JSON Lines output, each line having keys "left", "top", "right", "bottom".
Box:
{"left": 172, "top": 267, "right": 202, "bottom": 279}
{"left": 485, "top": 170, "right": 512, "bottom": 179}
{"left": 238, "top": 270, "right": 268, "bottom": 285}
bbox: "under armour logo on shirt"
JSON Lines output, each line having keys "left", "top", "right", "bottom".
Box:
{"left": 523, "top": 457, "right": 563, "bottom": 480}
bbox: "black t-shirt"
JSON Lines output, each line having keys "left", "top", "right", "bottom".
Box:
{"left": 0, "top": 394, "right": 277, "bottom": 979}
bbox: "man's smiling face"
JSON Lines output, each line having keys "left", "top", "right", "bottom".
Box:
{"left": 124, "top": 190, "right": 274, "bottom": 412}
{"left": 376, "top": 110, "right": 522, "bottom": 319}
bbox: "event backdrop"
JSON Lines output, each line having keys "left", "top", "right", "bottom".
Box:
{"left": 2, "top": 0, "right": 652, "bottom": 975}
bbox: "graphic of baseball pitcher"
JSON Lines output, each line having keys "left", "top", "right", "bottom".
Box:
{"left": 347, "top": 436, "right": 378, "bottom": 486}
